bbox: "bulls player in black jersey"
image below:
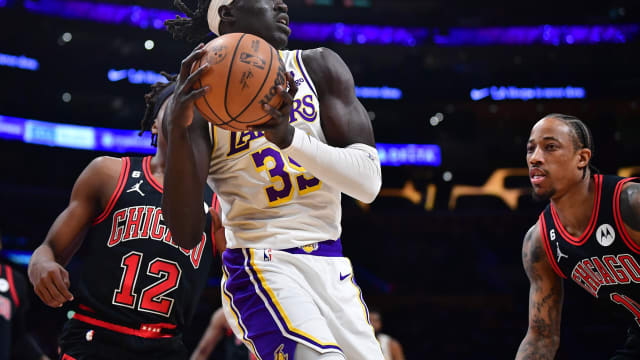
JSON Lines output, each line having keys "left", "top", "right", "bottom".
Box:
{"left": 0, "top": 235, "right": 50, "bottom": 360}
{"left": 27, "top": 76, "right": 224, "bottom": 360}
{"left": 516, "top": 114, "right": 640, "bottom": 359}
{"left": 190, "top": 307, "right": 256, "bottom": 360}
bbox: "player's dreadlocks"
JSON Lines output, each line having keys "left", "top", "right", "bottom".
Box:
{"left": 140, "top": 72, "right": 177, "bottom": 146}
{"left": 165, "top": 0, "right": 213, "bottom": 43}
{"left": 546, "top": 113, "right": 599, "bottom": 179}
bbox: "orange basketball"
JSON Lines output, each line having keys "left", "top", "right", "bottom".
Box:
{"left": 192, "top": 33, "right": 287, "bottom": 132}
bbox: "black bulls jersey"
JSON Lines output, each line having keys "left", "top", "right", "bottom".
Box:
{"left": 0, "top": 263, "right": 24, "bottom": 360}
{"left": 539, "top": 175, "right": 640, "bottom": 326}
{"left": 73, "top": 156, "right": 217, "bottom": 335}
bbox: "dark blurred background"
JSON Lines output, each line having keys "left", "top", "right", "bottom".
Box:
{"left": 1, "top": 0, "right": 640, "bottom": 358}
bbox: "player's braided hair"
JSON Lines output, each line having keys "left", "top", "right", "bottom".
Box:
{"left": 546, "top": 113, "right": 599, "bottom": 179}
{"left": 140, "top": 72, "right": 177, "bottom": 146}
{"left": 165, "top": 0, "right": 213, "bottom": 42}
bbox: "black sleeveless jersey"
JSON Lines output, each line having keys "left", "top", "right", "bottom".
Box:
{"left": 73, "top": 156, "right": 218, "bottom": 335}
{"left": 539, "top": 175, "right": 640, "bottom": 326}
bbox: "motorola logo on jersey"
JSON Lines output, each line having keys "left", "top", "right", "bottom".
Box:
{"left": 571, "top": 254, "right": 640, "bottom": 297}
{"left": 107, "top": 206, "right": 207, "bottom": 269}
{"left": 596, "top": 224, "right": 616, "bottom": 247}
{"left": 0, "top": 278, "right": 9, "bottom": 292}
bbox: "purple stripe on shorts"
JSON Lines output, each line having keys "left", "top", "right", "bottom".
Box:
{"left": 244, "top": 249, "right": 342, "bottom": 352}
{"left": 351, "top": 275, "right": 371, "bottom": 325}
{"left": 280, "top": 239, "right": 343, "bottom": 257}
{"left": 222, "top": 250, "right": 298, "bottom": 358}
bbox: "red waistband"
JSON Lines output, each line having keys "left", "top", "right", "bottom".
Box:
{"left": 72, "top": 313, "right": 176, "bottom": 339}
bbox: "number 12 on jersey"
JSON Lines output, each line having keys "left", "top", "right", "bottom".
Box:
{"left": 113, "top": 251, "right": 182, "bottom": 317}
{"left": 251, "top": 146, "right": 321, "bottom": 206}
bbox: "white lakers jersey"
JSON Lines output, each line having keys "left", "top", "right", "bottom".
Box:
{"left": 207, "top": 49, "right": 341, "bottom": 249}
{"left": 377, "top": 333, "right": 392, "bottom": 360}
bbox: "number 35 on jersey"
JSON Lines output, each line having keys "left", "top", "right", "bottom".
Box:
{"left": 250, "top": 146, "right": 321, "bottom": 206}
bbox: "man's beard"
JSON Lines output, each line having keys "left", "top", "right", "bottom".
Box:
{"left": 532, "top": 187, "right": 556, "bottom": 202}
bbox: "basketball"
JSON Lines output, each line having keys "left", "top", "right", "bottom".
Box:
{"left": 192, "top": 33, "right": 287, "bottom": 132}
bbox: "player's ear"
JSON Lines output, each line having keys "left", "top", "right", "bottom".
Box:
{"left": 219, "top": 5, "right": 235, "bottom": 23}
{"left": 151, "top": 120, "right": 159, "bottom": 135}
{"left": 577, "top": 148, "right": 591, "bottom": 170}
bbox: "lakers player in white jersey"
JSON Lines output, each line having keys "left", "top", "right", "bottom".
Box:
{"left": 162, "top": 1, "right": 383, "bottom": 360}
{"left": 370, "top": 311, "right": 406, "bottom": 360}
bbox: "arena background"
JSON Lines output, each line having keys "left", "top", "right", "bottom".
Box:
{"left": 1, "top": 0, "right": 640, "bottom": 358}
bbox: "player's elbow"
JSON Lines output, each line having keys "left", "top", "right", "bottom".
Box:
{"left": 171, "top": 231, "right": 202, "bottom": 250}
{"left": 356, "top": 176, "right": 382, "bottom": 204}
{"left": 164, "top": 213, "right": 205, "bottom": 250}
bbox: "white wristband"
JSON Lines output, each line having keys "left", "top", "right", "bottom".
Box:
{"left": 281, "top": 128, "right": 382, "bottom": 203}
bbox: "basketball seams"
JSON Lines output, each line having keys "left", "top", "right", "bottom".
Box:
{"left": 196, "top": 49, "right": 245, "bottom": 131}
{"left": 194, "top": 54, "right": 228, "bottom": 126}
{"left": 197, "top": 33, "right": 284, "bottom": 131}
{"left": 232, "top": 46, "right": 284, "bottom": 124}
{"left": 231, "top": 37, "right": 275, "bottom": 124}
{"left": 224, "top": 33, "right": 246, "bottom": 121}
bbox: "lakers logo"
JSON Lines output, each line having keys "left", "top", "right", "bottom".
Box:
{"left": 301, "top": 243, "right": 318, "bottom": 254}
{"left": 274, "top": 344, "right": 288, "bottom": 360}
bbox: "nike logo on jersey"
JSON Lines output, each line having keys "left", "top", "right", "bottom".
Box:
{"left": 340, "top": 272, "right": 351, "bottom": 281}
{"left": 126, "top": 180, "right": 145, "bottom": 196}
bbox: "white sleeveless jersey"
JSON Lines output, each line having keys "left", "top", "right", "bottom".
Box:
{"left": 207, "top": 49, "right": 341, "bottom": 250}
{"left": 377, "top": 333, "right": 392, "bottom": 360}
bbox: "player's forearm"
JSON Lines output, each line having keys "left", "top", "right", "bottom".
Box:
{"left": 190, "top": 330, "right": 222, "bottom": 360}
{"left": 516, "top": 332, "right": 559, "bottom": 360}
{"left": 163, "top": 126, "right": 207, "bottom": 249}
{"left": 281, "top": 127, "right": 382, "bottom": 203}
{"left": 28, "top": 244, "right": 56, "bottom": 274}
{"left": 190, "top": 348, "right": 211, "bottom": 360}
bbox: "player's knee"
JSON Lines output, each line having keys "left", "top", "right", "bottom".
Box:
{"left": 294, "top": 344, "right": 346, "bottom": 360}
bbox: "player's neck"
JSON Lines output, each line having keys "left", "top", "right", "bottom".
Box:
{"left": 550, "top": 176, "right": 595, "bottom": 237}
{"left": 149, "top": 152, "right": 166, "bottom": 186}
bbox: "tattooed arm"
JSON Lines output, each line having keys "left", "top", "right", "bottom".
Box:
{"left": 516, "top": 223, "right": 564, "bottom": 360}
{"left": 620, "top": 183, "right": 640, "bottom": 242}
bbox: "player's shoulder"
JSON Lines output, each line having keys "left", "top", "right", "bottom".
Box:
{"left": 300, "top": 47, "right": 339, "bottom": 60}
{"left": 86, "top": 156, "right": 122, "bottom": 174}
{"left": 621, "top": 179, "right": 640, "bottom": 194}
{"left": 82, "top": 156, "right": 123, "bottom": 181}
{"left": 300, "top": 47, "right": 345, "bottom": 71}
{"left": 299, "top": 47, "right": 352, "bottom": 93}
{"left": 74, "top": 156, "right": 124, "bottom": 194}
{"left": 522, "top": 220, "right": 545, "bottom": 265}
{"left": 619, "top": 178, "right": 640, "bottom": 230}
{"left": 524, "top": 221, "right": 542, "bottom": 244}
{"left": 522, "top": 220, "right": 558, "bottom": 278}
